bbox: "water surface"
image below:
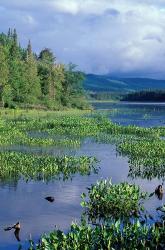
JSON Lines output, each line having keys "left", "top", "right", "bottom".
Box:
{"left": 92, "top": 101, "right": 165, "bottom": 127}
{"left": 0, "top": 102, "right": 165, "bottom": 249}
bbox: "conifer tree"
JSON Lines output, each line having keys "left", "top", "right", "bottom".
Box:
{"left": 38, "top": 48, "right": 55, "bottom": 100}
{"left": 21, "top": 41, "right": 41, "bottom": 104}
{"left": 0, "top": 45, "right": 9, "bottom": 106}
{"left": 0, "top": 29, "right": 88, "bottom": 109}
{"left": 27, "top": 40, "right": 32, "bottom": 58}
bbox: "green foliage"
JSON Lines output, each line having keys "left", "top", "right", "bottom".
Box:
{"left": 84, "top": 74, "right": 165, "bottom": 93}
{"left": 30, "top": 219, "right": 165, "bottom": 250}
{"left": 0, "top": 29, "right": 88, "bottom": 110}
{"left": 81, "top": 180, "right": 147, "bottom": 221}
{"left": 62, "top": 63, "right": 86, "bottom": 108}
{"left": 0, "top": 45, "right": 9, "bottom": 87}
{"left": 118, "top": 139, "right": 165, "bottom": 179}
{"left": 0, "top": 110, "right": 164, "bottom": 248}
{"left": 29, "top": 181, "right": 164, "bottom": 250}
{"left": 122, "top": 89, "right": 165, "bottom": 102}
{"left": 0, "top": 151, "right": 98, "bottom": 182}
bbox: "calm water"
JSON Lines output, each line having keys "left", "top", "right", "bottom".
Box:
{"left": 92, "top": 102, "right": 165, "bottom": 127}
{"left": 1, "top": 102, "right": 165, "bottom": 249}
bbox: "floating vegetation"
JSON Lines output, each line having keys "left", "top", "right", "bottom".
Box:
{"left": 118, "top": 139, "right": 165, "bottom": 179}
{"left": 128, "top": 163, "right": 165, "bottom": 180}
{"left": 0, "top": 114, "right": 160, "bottom": 148}
{"left": 29, "top": 219, "right": 165, "bottom": 250}
{"left": 0, "top": 152, "right": 98, "bottom": 182}
{"left": 118, "top": 140, "right": 165, "bottom": 180}
{"left": 81, "top": 180, "right": 147, "bottom": 221}
{"left": 0, "top": 110, "right": 165, "bottom": 249}
{"left": 29, "top": 181, "right": 165, "bottom": 250}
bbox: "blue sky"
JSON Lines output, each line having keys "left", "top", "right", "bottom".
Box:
{"left": 1, "top": 0, "right": 165, "bottom": 78}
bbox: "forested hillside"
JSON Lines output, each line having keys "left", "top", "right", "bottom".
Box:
{"left": 0, "top": 29, "right": 88, "bottom": 109}
{"left": 122, "top": 90, "right": 165, "bottom": 102}
{"left": 84, "top": 74, "right": 165, "bottom": 93}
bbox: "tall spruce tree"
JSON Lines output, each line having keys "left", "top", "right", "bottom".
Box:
{"left": 21, "top": 41, "right": 41, "bottom": 104}
{"left": 0, "top": 45, "right": 9, "bottom": 106}
{"left": 0, "top": 29, "right": 88, "bottom": 109}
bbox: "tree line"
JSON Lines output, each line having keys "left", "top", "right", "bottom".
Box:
{"left": 121, "top": 90, "right": 165, "bottom": 102}
{"left": 0, "top": 28, "right": 88, "bottom": 109}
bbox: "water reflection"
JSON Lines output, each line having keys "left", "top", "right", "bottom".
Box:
{"left": 0, "top": 102, "right": 165, "bottom": 249}
{"left": 128, "top": 163, "right": 165, "bottom": 181}
{"left": 0, "top": 143, "right": 129, "bottom": 249}
{"left": 92, "top": 102, "right": 165, "bottom": 127}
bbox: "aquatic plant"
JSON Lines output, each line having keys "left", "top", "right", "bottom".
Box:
{"left": 118, "top": 139, "right": 165, "bottom": 179}
{"left": 0, "top": 113, "right": 160, "bottom": 148}
{"left": 0, "top": 152, "right": 98, "bottom": 182}
{"left": 81, "top": 179, "right": 147, "bottom": 221}
{"left": 29, "top": 215, "right": 165, "bottom": 250}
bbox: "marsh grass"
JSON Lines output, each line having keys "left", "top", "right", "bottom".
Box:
{"left": 0, "top": 152, "right": 98, "bottom": 182}
{"left": 0, "top": 109, "right": 164, "bottom": 248}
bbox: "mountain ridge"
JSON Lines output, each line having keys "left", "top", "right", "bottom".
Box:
{"left": 84, "top": 74, "right": 165, "bottom": 93}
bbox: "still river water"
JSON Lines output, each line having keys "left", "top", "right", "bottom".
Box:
{"left": 0, "top": 102, "right": 165, "bottom": 249}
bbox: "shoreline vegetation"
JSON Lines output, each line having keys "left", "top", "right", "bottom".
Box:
{"left": 0, "top": 29, "right": 89, "bottom": 110}
{"left": 121, "top": 90, "right": 165, "bottom": 102}
{"left": 88, "top": 90, "right": 165, "bottom": 103}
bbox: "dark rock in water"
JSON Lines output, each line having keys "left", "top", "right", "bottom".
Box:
{"left": 155, "top": 185, "right": 164, "bottom": 200}
{"left": 4, "top": 221, "right": 20, "bottom": 231}
{"left": 45, "top": 196, "right": 55, "bottom": 202}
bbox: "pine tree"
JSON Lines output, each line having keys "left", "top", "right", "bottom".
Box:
{"left": 0, "top": 45, "right": 9, "bottom": 106}
{"left": 27, "top": 40, "right": 32, "bottom": 58}
{"left": 0, "top": 29, "right": 88, "bottom": 109}
{"left": 13, "top": 28, "right": 18, "bottom": 46}
{"left": 7, "top": 28, "right": 11, "bottom": 38}
{"left": 21, "top": 41, "right": 41, "bottom": 104}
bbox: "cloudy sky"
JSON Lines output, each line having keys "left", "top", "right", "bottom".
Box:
{"left": 1, "top": 0, "right": 165, "bottom": 78}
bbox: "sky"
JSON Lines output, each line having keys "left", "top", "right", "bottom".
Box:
{"left": 0, "top": 0, "right": 165, "bottom": 78}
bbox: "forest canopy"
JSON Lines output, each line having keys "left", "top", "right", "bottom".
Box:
{"left": 0, "top": 28, "right": 88, "bottom": 110}
{"left": 121, "top": 90, "right": 165, "bottom": 102}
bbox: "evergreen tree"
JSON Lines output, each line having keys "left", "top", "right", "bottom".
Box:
{"left": 0, "top": 45, "right": 9, "bottom": 106}
{"left": 27, "top": 40, "right": 32, "bottom": 58}
{"left": 21, "top": 42, "right": 41, "bottom": 104}
{"left": 38, "top": 48, "right": 55, "bottom": 64}
{"left": 62, "top": 63, "right": 85, "bottom": 107}
{"left": 13, "top": 28, "right": 18, "bottom": 46}
{"left": 0, "top": 29, "right": 88, "bottom": 109}
{"left": 7, "top": 28, "right": 11, "bottom": 38}
{"left": 38, "top": 48, "right": 56, "bottom": 100}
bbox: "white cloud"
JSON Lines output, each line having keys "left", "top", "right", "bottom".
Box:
{"left": 0, "top": 0, "right": 165, "bottom": 77}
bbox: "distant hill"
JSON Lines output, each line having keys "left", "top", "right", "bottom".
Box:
{"left": 84, "top": 74, "right": 165, "bottom": 93}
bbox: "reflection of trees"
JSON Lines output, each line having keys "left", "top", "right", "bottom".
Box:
{"left": 0, "top": 164, "right": 99, "bottom": 188}
{"left": 0, "top": 177, "right": 19, "bottom": 189}
{"left": 128, "top": 163, "right": 165, "bottom": 181}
